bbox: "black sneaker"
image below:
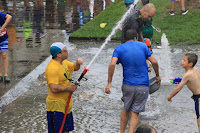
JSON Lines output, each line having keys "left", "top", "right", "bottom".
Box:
{"left": 4, "top": 76, "right": 10, "bottom": 83}
{"left": 169, "top": 11, "right": 175, "bottom": 16}
{"left": 182, "top": 10, "right": 189, "bottom": 15}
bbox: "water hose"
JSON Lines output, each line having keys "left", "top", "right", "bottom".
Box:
{"left": 59, "top": 67, "right": 89, "bottom": 133}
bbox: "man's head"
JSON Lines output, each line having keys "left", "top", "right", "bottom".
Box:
{"left": 140, "top": 3, "right": 156, "bottom": 21}
{"left": 50, "top": 42, "right": 68, "bottom": 59}
{"left": 135, "top": 124, "right": 157, "bottom": 133}
{"left": 125, "top": 29, "right": 138, "bottom": 42}
{"left": 181, "top": 53, "right": 198, "bottom": 68}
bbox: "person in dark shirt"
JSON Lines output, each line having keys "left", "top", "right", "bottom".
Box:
{"left": 121, "top": 3, "right": 156, "bottom": 43}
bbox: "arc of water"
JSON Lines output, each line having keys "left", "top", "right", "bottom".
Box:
{"left": 86, "top": 0, "right": 139, "bottom": 69}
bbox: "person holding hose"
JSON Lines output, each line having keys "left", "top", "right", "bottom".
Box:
{"left": 45, "top": 42, "right": 83, "bottom": 133}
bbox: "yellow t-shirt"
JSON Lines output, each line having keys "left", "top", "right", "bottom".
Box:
{"left": 45, "top": 59, "right": 74, "bottom": 114}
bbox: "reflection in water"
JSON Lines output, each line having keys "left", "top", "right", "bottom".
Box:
{"left": 33, "top": 0, "right": 44, "bottom": 45}
{"left": 0, "top": 0, "right": 115, "bottom": 99}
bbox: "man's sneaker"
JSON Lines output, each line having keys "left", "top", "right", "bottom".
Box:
{"left": 0, "top": 76, "right": 3, "bottom": 83}
{"left": 169, "top": 11, "right": 175, "bottom": 16}
{"left": 4, "top": 76, "right": 10, "bottom": 83}
{"left": 182, "top": 10, "right": 189, "bottom": 15}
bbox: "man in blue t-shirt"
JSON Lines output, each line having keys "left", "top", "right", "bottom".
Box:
{"left": 0, "top": 12, "right": 12, "bottom": 83}
{"left": 105, "top": 29, "right": 161, "bottom": 133}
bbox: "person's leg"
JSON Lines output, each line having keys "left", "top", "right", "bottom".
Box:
{"left": 2, "top": 52, "right": 8, "bottom": 76}
{"left": 170, "top": 1, "right": 175, "bottom": 11}
{"left": 197, "top": 117, "right": 200, "bottom": 133}
{"left": 128, "top": 111, "right": 139, "bottom": 133}
{"left": 180, "top": 0, "right": 185, "bottom": 11}
{"left": 120, "top": 108, "right": 130, "bottom": 133}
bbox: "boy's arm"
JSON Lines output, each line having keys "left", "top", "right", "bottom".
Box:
{"left": 168, "top": 73, "right": 189, "bottom": 101}
{"left": 1, "top": 14, "right": 12, "bottom": 31}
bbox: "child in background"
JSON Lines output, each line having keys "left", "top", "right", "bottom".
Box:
{"left": 169, "top": 0, "right": 188, "bottom": 15}
{"left": 168, "top": 53, "right": 200, "bottom": 133}
{"left": 0, "top": 12, "right": 12, "bottom": 83}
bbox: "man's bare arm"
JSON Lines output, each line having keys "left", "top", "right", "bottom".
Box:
{"left": 49, "top": 83, "right": 77, "bottom": 93}
{"left": 148, "top": 55, "right": 161, "bottom": 84}
{"left": 105, "top": 57, "right": 118, "bottom": 94}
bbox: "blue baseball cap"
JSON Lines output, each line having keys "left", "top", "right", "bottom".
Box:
{"left": 50, "top": 42, "right": 66, "bottom": 57}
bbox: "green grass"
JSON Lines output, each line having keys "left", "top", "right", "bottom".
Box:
{"left": 70, "top": 0, "right": 200, "bottom": 45}
{"left": 69, "top": 0, "right": 126, "bottom": 40}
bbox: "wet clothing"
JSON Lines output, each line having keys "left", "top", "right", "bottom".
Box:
{"left": 47, "top": 111, "right": 74, "bottom": 133}
{"left": 0, "top": 39, "right": 8, "bottom": 52}
{"left": 122, "top": 84, "right": 149, "bottom": 112}
{"left": 142, "top": 18, "right": 153, "bottom": 40}
{"left": 113, "top": 41, "right": 152, "bottom": 86}
{"left": 192, "top": 94, "right": 200, "bottom": 119}
{"left": 121, "top": 9, "right": 145, "bottom": 43}
{"left": 0, "top": 12, "right": 8, "bottom": 43}
{"left": 45, "top": 59, "right": 75, "bottom": 132}
{"left": 45, "top": 59, "right": 74, "bottom": 114}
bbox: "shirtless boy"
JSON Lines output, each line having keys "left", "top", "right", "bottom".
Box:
{"left": 168, "top": 53, "right": 200, "bottom": 132}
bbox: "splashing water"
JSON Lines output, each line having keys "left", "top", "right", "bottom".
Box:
{"left": 160, "top": 33, "right": 172, "bottom": 84}
{"left": 86, "top": 0, "right": 139, "bottom": 69}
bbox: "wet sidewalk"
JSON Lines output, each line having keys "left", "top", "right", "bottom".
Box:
{"left": 0, "top": 40, "right": 200, "bottom": 132}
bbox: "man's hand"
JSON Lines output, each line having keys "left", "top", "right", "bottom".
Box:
{"left": 156, "top": 76, "right": 161, "bottom": 85}
{"left": 105, "top": 83, "right": 112, "bottom": 94}
{"left": 69, "top": 85, "right": 78, "bottom": 92}
{"left": 76, "top": 58, "right": 83, "bottom": 65}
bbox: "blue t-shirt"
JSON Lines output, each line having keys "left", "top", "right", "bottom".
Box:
{"left": 0, "top": 12, "right": 8, "bottom": 42}
{"left": 113, "top": 41, "right": 152, "bottom": 86}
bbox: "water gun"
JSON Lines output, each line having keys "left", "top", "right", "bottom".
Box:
{"left": 170, "top": 77, "right": 182, "bottom": 84}
{"left": 145, "top": 38, "right": 152, "bottom": 51}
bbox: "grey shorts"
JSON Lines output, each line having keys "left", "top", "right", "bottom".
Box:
{"left": 121, "top": 84, "right": 149, "bottom": 113}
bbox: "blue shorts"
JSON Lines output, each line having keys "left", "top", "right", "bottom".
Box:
{"left": 47, "top": 111, "right": 74, "bottom": 133}
{"left": 192, "top": 95, "right": 200, "bottom": 119}
{"left": 0, "top": 39, "right": 8, "bottom": 52}
{"left": 171, "top": 0, "right": 175, "bottom": 2}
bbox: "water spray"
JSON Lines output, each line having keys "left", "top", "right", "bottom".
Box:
{"left": 60, "top": 1, "right": 143, "bottom": 132}
{"left": 75, "top": 0, "right": 140, "bottom": 85}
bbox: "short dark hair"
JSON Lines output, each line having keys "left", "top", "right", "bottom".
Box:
{"left": 135, "top": 124, "right": 157, "bottom": 133}
{"left": 185, "top": 53, "right": 198, "bottom": 67}
{"left": 124, "top": 29, "right": 138, "bottom": 42}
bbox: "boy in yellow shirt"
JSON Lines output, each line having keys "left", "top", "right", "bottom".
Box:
{"left": 168, "top": 53, "right": 200, "bottom": 132}
{"left": 45, "top": 42, "right": 83, "bottom": 133}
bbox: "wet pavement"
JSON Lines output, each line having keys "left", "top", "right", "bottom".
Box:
{"left": 0, "top": 0, "right": 200, "bottom": 133}
{"left": 1, "top": 37, "right": 200, "bottom": 132}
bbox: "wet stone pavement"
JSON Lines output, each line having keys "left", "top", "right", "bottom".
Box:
{"left": 0, "top": 1, "right": 200, "bottom": 133}
{"left": 1, "top": 41, "right": 200, "bottom": 132}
